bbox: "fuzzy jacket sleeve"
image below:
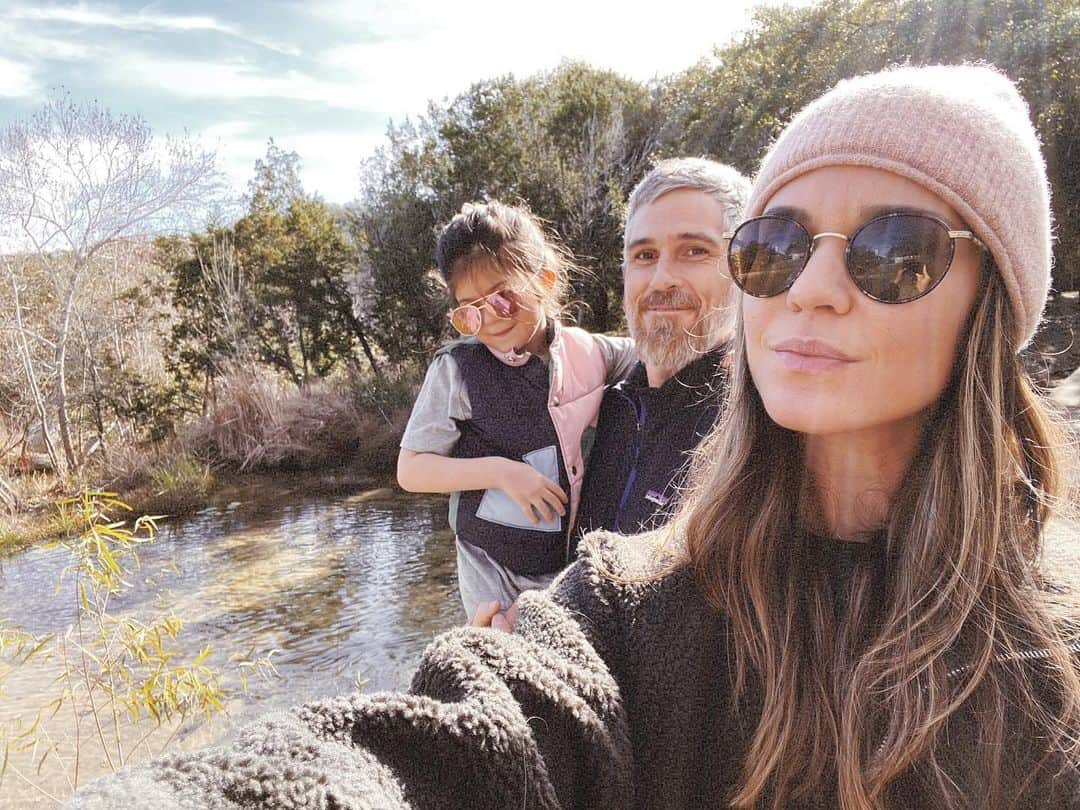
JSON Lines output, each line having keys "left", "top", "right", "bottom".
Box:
{"left": 69, "top": 536, "right": 635, "bottom": 810}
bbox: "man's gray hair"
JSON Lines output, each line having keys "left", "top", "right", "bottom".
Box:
{"left": 624, "top": 157, "right": 750, "bottom": 247}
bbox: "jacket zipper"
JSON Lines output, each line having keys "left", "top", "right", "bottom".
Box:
{"left": 873, "top": 639, "right": 1080, "bottom": 755}
{"left": 945, "top": 637, "right": 1080, "bottom": 681}
{"left": 612, "top": 390, "right": 646, "bottom": 534}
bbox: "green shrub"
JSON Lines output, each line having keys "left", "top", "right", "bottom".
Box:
{"left": 0, "top": 491, "right": 276, "bottom": 801}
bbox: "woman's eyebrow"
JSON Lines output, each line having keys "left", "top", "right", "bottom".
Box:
{"left": 863, "top": 204, "right": 943, "bottom": 219}
{"left": 762, "top": 204, "right": 955, "bottom": 227}
{"left": 762, "top": 205, "right": 810, "bottom": 226}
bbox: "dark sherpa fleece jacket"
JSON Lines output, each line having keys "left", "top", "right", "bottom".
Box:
{"left": 71, "top": 532, "right": 1080, "bottom": 809}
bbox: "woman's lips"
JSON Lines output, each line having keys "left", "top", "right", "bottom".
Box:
{"left": 771, "top": 338, "right": 857, "bottom": 372}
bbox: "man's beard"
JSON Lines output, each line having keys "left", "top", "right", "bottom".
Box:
{"left": 628, "top": 289, "right": 732, "bottom": 373}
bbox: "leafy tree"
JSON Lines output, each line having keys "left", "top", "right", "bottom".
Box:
{"left": 158, "top": 230, "right": 253, "bottom": 414}
{"left": 236, "top": 195, "right": 374, "bottom": 384}
{"left": 352, "top": 61, "right": 662, "bottom": 364}
{"left": 662, "top": 0, "right": 1080, "bottom": 290}
{"left": 353, "top": 0, "right": 1078, "bottom": 362}
{"left": 163, "top": 143, "right": 378, "bottom": 405}
{"left": 350, "top": 121, "right": 446, "bottom": 365}
{"left": 247, "top": 138, "right": 304, "bottom": 214}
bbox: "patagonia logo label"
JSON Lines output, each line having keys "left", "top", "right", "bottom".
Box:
{"left": 645, "top": 489, "right": 670, "bottom": 506}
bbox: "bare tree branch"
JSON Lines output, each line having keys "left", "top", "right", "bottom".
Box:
{"left": 0, "top": 89, "right": 222, "bottom": 471}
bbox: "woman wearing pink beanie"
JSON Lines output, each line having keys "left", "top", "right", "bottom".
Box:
{"left": 688, "top": 62, "right": 1080, "bottom": 807}
{"left": 74, "top": 65, "right": 1079, "bottom": 810}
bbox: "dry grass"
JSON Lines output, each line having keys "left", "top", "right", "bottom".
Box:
{"left": 185, "top": 370, "right": 409, "bottom": 475}
{"left": 0, "top": 366, "right": 419, "bottom": 556}
{"left": 0, "top": 445, "right": 211, "bottom": 555}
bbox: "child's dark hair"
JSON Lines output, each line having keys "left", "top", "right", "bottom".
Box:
{"left": 434, "top": 201, "right": 575, "bottom": 317}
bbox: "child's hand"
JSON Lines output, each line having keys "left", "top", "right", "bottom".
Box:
{"left": 500, "top": 460, "right": 568, "bottom": 525}
{"left": 469, "top": 599, "right": 519, "bottom": 632}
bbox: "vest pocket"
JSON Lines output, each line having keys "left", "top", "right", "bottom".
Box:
{"left": 475, "top": 445, "right": 562, "bottom": 532}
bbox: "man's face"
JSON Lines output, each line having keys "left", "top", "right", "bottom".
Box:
{"left": 623, "top": 188, "right": 734, "bottom": 372}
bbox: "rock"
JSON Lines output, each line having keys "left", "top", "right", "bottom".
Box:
{"left": 344, "top": 488, "right": 396, "bottom": 503}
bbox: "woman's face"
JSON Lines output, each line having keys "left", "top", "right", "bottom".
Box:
{"left": 743, "top": 166, "right": 983, "bottom": 440}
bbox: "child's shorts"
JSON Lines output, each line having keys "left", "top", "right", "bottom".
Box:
{"left": 455, "top": 538, "right": 557, "bottom": 620}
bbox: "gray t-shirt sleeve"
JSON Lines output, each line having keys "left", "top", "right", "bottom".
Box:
{"left": 591, "top": 334, "right": 637, "bottom": 384}
{"left": 400, "top": 352, "right": 472, "bottom": 455}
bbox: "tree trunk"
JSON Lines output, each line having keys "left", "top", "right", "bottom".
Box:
{"left": 335, "top": 290, "right": 381, "bottom": 375}
{"left": 202, "top": 369, "right": 212, "bottom": 417}
{"left": 297, "top": 308, "right": 310, "bottom": 385}
{"left": 55, "top": 275, "right": 81, "bottom": 472}
{"left": 7, "top": 268, "right": 62, "bottom": 471}
{"left": 76, "top": 312, "right": 108, "bottom": 456}
{"left": 87, "top": 347, "right": 108, "bottom": 455}
{"left": 55, "top": 338, "right": 77, "bottom": 472}
{"left": 317, "top": 268, "right": 381, "bottom": 376}
{"left": 278, "top": 339, "right": 302, "bottom": 388}
{"left": 354, "top": 324, "right": 381, "bottom": 376}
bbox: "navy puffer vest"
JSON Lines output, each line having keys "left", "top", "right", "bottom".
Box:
{"left": 448, "top": 340, "right": 571, "bottom": 575}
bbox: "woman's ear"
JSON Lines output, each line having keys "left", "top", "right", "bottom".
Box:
{"left": 538, "top": 268, "right": 557, "bottom": 289}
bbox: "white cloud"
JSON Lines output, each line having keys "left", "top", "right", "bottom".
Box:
{"left": 318, "top": 0, "right": 820, "bottom": 111}
{"left": 287, "top": 0, "right": 420, "bottom": 39}
{"left": 15, "top": 5, "right": 224, "bottom": 30}
{"left": 202, "top": 120, "right": 258, "bottom": 143}
{"left": 0, "top": 56, "right": 37, "bottom": 97}
{"left": 278, "top": 131, "right": 386, "bottom": 202}
{"left": 199, "top": 123, "right": 383, "bottom": 204}
{"left": 0, "top": 19, "right": 94, "bottom": 62}
{"left": 196, "top": 121, "right": 274, "bottom": 201}
{"left": 10, "top": 3, "right": 299, "bottom": 55}
{"left": 105, "top": 55, "right": 368, "bottom": 109}
{"left": 4, "top": 0, "right": 818, "bottom": 203}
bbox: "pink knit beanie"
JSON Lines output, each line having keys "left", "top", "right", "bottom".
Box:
{"left": 746, "top": 64, "right": 1052, "bottom": 348}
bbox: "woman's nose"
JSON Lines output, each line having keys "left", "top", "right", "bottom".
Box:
{"left": 784, "top": 235, "right": 856, "bottom": 314}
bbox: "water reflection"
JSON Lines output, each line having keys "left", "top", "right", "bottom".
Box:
{"left": 0, "top": 484, "right": 462, "bottom": 805}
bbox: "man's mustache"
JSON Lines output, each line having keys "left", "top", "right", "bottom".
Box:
{"left": 639, "top": 290, "right": 701, "bottom": 311}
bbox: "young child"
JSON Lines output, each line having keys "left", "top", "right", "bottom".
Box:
{"left": 397, "top": 201, "right": 635, "bottom": 619}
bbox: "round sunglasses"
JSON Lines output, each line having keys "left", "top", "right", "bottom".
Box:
{"left": 448, "top": 288, "right": 523, "bottom": 336}
{"left": 725, "top": 212, "right": 983, "bottom": 303}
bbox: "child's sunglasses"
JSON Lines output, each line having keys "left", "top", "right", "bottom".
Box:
{"left": 448, "top": 289, "right": 522, "bottom": 336}
{"left": 725, "top": 212, "right": 982, "bottom": 304}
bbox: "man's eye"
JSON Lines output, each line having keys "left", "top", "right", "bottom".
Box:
{"left": 686, "top": 246, "right": 711, "bottom": 257}
{"left": 632, "top": 250, "right": 657, "bottom": 262}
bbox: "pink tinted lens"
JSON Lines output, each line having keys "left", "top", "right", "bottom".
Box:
{"left": 485, "top": 290, "right": 518, "bottom": 318}
{"left": 450, "top": 305, "right": 482, "bottom": 335}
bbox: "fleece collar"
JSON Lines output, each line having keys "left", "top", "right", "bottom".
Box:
{"left": 620, "top": 342, "right": 730, "bottom": 404}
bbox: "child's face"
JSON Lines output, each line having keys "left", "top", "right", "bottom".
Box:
{"left": 450, "top": 264, "right": 546, "bottom": 355}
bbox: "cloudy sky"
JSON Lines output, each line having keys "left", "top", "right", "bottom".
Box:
{"left": 0, "top": 0, "right": 810, "bottom": 203}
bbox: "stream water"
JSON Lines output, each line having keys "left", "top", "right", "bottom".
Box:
{"left": 0, "top": 481, "right": 462, "bottom": 806}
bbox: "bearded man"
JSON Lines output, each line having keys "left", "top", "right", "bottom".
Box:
{"left": 573, "top": 158, "right": 750, "bottom": 539}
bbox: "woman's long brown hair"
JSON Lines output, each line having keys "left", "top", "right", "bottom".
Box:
{"left": 663, "top": 272, "right": 1080, "bottom": 808}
